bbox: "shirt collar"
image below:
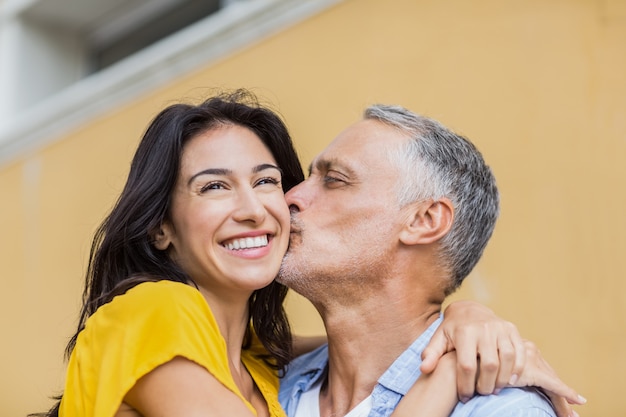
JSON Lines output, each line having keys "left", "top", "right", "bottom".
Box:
{"left": 376, "top": 314, "right": 443, "bottom": 395}
{"left": 284, "top": 343, "right": 329, "bottom": 390}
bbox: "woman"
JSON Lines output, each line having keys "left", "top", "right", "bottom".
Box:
{"left": 40, "top": 90, "right": 575, "bottom": 416}
{"left": 54, "top": 90, "right": 301, "bottom": 416}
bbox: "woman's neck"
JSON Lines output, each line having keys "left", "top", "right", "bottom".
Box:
{"left": 197, "top": 286, "right": 252, "bottom": 366}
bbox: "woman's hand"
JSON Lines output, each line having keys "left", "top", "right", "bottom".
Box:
{"left": 510, "top": 340, "right": 586, "bottom": 417}
{"left": 419, "top": 300, "right": 586, "bottom": 417}
{"left": 421, "top": 300, "right": 525, "bottom": 400}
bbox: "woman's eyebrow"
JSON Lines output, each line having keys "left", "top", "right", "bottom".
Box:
{"left": 254, "top": 163, "right": 282, "bottom": 174}
{"left": 188, "top": 168, "right": 230, "bottom": 186}
{"left": 188, "top": 164, "right": 282, "bottom": 186}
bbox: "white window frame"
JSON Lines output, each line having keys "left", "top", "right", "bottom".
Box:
{"left": 0, "top": 0, "right": 343, "bottom": 167}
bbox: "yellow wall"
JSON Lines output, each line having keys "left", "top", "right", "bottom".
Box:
{"left": 2, "top": 0, "right": 624, "bottom": 415}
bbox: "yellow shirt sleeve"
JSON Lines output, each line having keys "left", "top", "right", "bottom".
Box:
{"left": 59, "top": 280, "right": 285, "bottom": 417}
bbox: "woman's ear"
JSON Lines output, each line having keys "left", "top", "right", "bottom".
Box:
{"left": 151, "top": 222, "right": 173, "bottom": 251}
{"left": 399, "top": 198, "right": 454, "bottom": 246}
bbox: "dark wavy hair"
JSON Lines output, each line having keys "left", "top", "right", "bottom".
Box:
{"left": 35, "top": 90, "right": 304, "bottom": 416}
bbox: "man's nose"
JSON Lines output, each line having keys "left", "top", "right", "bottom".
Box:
{"left": 285, "top": 180, "right": 311, "bottom": 213}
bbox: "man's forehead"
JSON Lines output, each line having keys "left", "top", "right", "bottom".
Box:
{"left": 311, "top": 120, "right": 405, "bottom": 170}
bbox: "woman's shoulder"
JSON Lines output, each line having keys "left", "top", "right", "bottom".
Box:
{"left": 85, "top": 280, "right": 214, "bottom": 334}
{"left": 116, "top": 279, "right": 201, "bottom": 303}
{"left": 76, "top": 280, "right": 225, "bottom": 367}
{"left": 64, "top": 281, "right": 229, "bottom": 416}
{"left": 101, "top": 280, "right": 203, "bottom": 313}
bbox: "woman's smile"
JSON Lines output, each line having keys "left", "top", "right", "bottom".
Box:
{"left": 158, "top": 124, "right": 291, "bottom": 291}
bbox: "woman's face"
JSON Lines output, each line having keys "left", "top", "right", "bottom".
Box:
{"left": 156, "top": 124, "right": 290, "bottom": 297}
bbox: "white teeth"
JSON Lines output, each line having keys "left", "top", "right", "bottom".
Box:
{"left": 225, "top": 235, "right": 268, "bottom": 250}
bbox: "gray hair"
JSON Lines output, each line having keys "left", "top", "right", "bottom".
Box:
{"left": 364, "top": 104, "right": 499, "bottom": 294}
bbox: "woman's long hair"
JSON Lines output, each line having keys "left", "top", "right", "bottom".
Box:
{"left": 35, "top": 90, "right": 304, "bottom": 416}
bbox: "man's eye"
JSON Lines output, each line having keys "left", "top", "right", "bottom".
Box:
{"left": 323, "top": 176, "right": 344, "bottom": 184}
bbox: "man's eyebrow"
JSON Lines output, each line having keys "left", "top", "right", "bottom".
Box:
{"left": 310, "top": 157, "right": 357, "bottom": 178}
{"left": 187, "top": 164, "right": 282, "bottom": 186}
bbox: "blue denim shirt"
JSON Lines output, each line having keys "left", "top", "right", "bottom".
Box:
{"left": 279, "top": 315, "right": 556, "bottom": 417}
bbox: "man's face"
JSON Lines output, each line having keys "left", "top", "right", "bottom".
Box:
{"left": 278, "top": 119, "right": 408, "bottom": 303}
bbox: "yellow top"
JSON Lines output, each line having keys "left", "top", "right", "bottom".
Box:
{"left": 59, "top": 280, "right": 286, "bottom": 417}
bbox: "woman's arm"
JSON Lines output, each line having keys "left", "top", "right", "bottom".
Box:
{"left": 419, "top": 300, "right": 585, "bottom": 417}
{"left": 389, "top": 345, "right": 585, "bottom": 417}
{"left": 390, "top": 352, "right": 458, "bottom": 417}
{"left": 123, "top": 356, "right": 260, "bottom": 417}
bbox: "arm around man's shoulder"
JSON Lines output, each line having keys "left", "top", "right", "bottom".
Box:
{"left": 451, "top": 387, "right": 557, "bottom": 417}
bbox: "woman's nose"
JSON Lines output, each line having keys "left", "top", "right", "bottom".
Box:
{"left": 232, "top": 188, "right": 267, "bottom": 223}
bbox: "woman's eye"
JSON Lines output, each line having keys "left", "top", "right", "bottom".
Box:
{"left": 200, "top": 182, "right": 226, "bottom": 193}
{"left": 256, "top": 176, "right": 281, "bottom": 187}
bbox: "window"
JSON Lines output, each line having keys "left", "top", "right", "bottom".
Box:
{"left": 1, "top": 0, "right": 222, "bottom": 113}
{"left": 0, "top": 0, "right": 342, "bottom": 165}
{"left": 86, "top": 0, "right": 222, "bottom": 72}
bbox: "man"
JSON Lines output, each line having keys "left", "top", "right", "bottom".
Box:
{"left": 278, "top": 104, "right": 582, "bottom": 416}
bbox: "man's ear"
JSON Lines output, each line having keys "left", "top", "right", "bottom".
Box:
{"left": 151, "top": 222, "right": 173, "bottom": 251}
{"left": 399, "top": 198, "right": 454, "bottom": 246}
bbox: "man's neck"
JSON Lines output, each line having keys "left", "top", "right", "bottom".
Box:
{"left": 315, "top": 293, "right": 441, "bottom": 417}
